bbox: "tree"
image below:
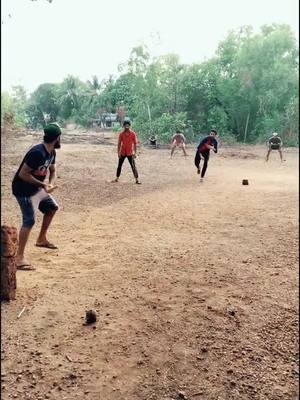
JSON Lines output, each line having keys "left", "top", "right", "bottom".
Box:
{"left": 1, "top": 92, "right": 14, "bottom": 124}
{"left": 29, "top": 83, "right": 60, "bottom": 125}
{"left": 214, "top": 24, "right": 298, "bottom": 142}
{"left": 11, "top": 86, "right": 28, "bottom": 127}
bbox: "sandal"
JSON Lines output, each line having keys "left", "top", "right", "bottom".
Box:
{"left": 17, "top": 264, "right": 36, "bottom": 271}
{"left": 35, "top": 242, "right": 58, "bottom": 249}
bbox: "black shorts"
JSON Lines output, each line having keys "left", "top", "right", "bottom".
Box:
{"left": 270, "top": 145, "right": 280, "bottom": 150}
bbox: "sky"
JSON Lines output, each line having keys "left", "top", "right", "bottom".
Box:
{"left": 1, "top": 0, "right": 299, "bottom": 94}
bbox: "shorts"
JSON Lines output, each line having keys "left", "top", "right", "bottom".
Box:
{"left": 15, "top": 189, "right": 59, "bottom": 228}
{"left": 270, "top": 145, "right": 280, "bottom": 150}
{"left": 173, "top": 141, "right": 184, "bottom": 147}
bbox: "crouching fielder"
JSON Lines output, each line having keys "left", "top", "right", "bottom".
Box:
{"left": 170, "top": 131, "right": 187, "bottom": 158}
{"left": 194, "top": 129, "right": 218, "bottom": 182}
{"left": 265, "top": 132, "right": 283, "bottom": 162}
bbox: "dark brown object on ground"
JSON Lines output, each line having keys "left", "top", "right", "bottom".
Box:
{"left": 85, "top": 309, "right": 97, "bottom": 324}
{"left": 1, "top": 226, "right": 18, "bottom": 301}
{"left": 242, "top": 179, "right": 249, "bottom": 185}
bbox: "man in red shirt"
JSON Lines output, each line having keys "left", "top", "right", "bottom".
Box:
{"left": 113, "top": 120, "right": 141, "bottom": 184}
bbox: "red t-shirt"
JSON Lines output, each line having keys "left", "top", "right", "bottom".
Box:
{"left": 118, "top": 130, "right": 138, "bottom": 156}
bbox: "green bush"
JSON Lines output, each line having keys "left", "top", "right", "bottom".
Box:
{"left": 133, "top": 112, "right": 188, "bottom": 143}
{"left": 113, "top": 123, "right": 121, "bottom": 132}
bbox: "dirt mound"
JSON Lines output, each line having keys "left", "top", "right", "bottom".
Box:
{"left": 220, "top": 151, "right": 259, "bottom": 159}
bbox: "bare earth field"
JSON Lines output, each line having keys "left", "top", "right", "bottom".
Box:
{"left": 1, "top": 128, "right": 299, "bottom": 400}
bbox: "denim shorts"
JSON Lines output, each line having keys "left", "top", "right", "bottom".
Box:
{"left": 15, "top": 193, "right": 59, "bottom": 228}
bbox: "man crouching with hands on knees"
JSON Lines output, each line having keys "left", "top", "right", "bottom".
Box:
{"left": 12, "top": 123, "right": 62, "bottom": 270}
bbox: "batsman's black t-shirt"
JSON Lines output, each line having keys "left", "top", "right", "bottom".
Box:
{"left": 269, "top": 137, "right": 281, "bottom": 145}
{"left": 12, "top": 144, "right": 56, "bottom": 197}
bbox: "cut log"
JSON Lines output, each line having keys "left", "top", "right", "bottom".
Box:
{"left": 1, "top": 226, "right": 18, "bottom": 301}
{"left": 1, "top": 225, "right": 18, "bottom": 257}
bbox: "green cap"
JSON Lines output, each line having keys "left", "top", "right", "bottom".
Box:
{"left": 44, "top": 123, "right": 62, "bottom": 139}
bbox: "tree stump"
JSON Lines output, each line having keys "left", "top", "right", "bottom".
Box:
{"left": 1, "top": 226, "right": 18, "bottom": 301}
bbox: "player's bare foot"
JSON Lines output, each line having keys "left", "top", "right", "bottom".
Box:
{"left": 111, "top": 178, "right": 119, "bottom": 183}
{"left": 199, "top": 178, "right": 203, "bottom": 182}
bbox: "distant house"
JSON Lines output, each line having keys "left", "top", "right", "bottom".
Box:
{"left": 92, "top": 113, "right": 118, "bottom": 128}
{"left": 103, "top": 113, "right": 118, "bottom": 128}
{"left": 91, "top": 113, "right": 118, "bottom": 128}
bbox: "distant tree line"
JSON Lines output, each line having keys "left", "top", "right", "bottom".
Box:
{"left": 1, "top": 24, "right": 298, "bottom": 145}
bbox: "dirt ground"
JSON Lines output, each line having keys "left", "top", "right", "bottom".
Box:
{"left": 1, "top": 128, "right": 299, "bottom": 400}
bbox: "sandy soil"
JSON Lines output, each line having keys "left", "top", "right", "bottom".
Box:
{"left": 1, "top": 128, "right": 299, "bottom": 400}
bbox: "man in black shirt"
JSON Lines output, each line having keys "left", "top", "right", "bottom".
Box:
{"left": 12, "top": 123, "right": 62, "bottom": 270}
{"left": 265, "top": 132, "right": 283, "bottom": 162}
{"left": 149, "top": 134, "right": 158, "bottom": 148}
{"left": 194, "top": 129, "right": 218, "bottom": 182}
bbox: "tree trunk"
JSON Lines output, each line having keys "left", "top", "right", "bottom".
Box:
{"left": 174, "top": 83, "right": 177, "bottom": 113}
{"left": 1, "top": 226, "right": 18, "bottom": 301}
{"left": 244, "top": 112, "right": 250, "bottom": 143}
{"left": 147, "top": 103, "right": 152, "bottom": 133}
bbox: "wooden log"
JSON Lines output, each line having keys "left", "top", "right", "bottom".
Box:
{"left": 1, "top": 226, "right": 18, "bottom": 301}
{"left": 1, "top": 225, "right": 18, "bottom": 257}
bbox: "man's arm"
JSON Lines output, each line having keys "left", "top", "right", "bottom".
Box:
{"left": 117, "top": 135, "right": 122, "bottom": 157}
{"left": 213, "top": 139, "right": 218, "bottom": 153}
{"left": 133, "top": 134, "right": 138, "bottom": 155}
{"left": 18, "top": 163, "right": 48, "bottom": 189}
{"left": 49, "top": 164, "right": 57, "bottom": 186}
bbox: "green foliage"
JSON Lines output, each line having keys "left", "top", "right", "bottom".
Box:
{"left": 1, "top": 92, "right": 14, "bottom": 123}
{"left": 2, "top": 24, "right": 298, "bottom": 146}
{"left": 30, "top": 83, "right": 60, "bottom": 124}
{"left": 1, "top": 87, "right": 28, "bottom": 127}
{"left": 25, "top": 103, "right": 45, "bottom": 129}
{"left": 133, "top": 112, "right": 188, "bottom": 143}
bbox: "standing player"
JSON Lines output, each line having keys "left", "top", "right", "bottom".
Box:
{"left": 113, "top": 120, "right": 141, "bottom": 184}
{"left": 170, "top": 130, "right": 187, "bottom": 158}
{"left": 265, "top": 132, "right": 283, "bottom": 162}
{"left": 12, "top": 123, "right": 62, "bottom": 270}
{"left": 194, "top": 129, "right": 218, "bottom": 182}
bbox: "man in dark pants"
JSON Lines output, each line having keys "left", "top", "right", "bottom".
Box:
{"left": 113, "top": 120, "right": 141, "bottom": 184}
{"left": 194, "top": 129, "right": 218, "bottom": 182}
{"left": 12, "top": 123, "right": 62, "bottom": 270}
{"left": 149, "top": 134, "right": 158, "bottom": 148}
{"left": 265, "top": 132, "right": 283, "bottom": 162}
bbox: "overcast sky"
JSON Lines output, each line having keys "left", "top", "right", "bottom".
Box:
{"left": 1, "top": 0, "right": 299, "bottom": 94}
